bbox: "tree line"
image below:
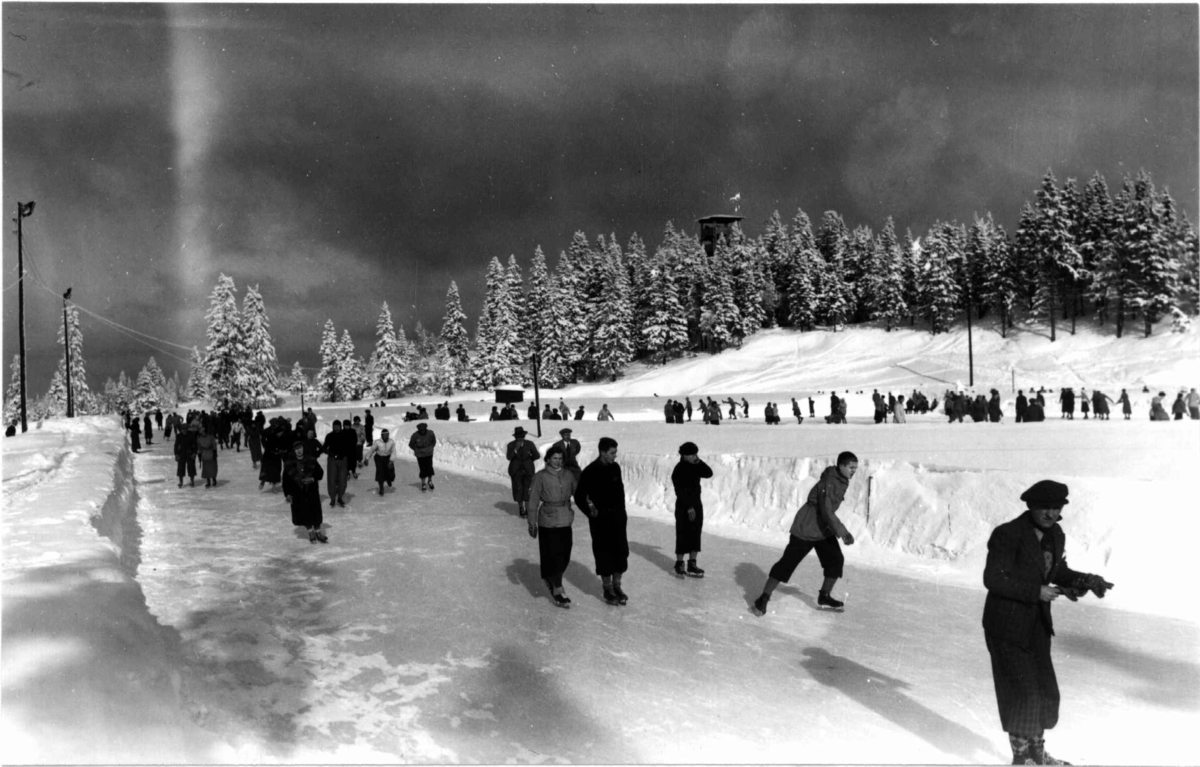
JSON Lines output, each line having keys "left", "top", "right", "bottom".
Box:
{"left": 6, "top": 166, "right": 1195, "bottom": 419}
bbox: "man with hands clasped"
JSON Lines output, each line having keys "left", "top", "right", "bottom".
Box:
{"left": 982, "top": 479, "right": 1114, "bottom": 765}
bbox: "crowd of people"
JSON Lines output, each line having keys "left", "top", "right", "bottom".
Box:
{"left": 117, "top": 392, "right": 1138, "bottom": 766}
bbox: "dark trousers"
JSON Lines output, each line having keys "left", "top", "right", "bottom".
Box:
{"left": 768, "top": 535, "right": 844, "bottom": 582}
{"left": 327, "top": 457, "right": 348, "bottom": 500}
{"left": 416, "top": 455, "right": 435, "bottom": 479}
{"left": 538, "top": 526, "right": 573, "bottom": 587}
{"left": 985, "top": 621, "right": 1060, "bottom": 736}
{"left": 585, "top": 508, "right": 629, "bottom": 576}
{"left": 511, "top": 472, "right": 532, "bottom": 502}
{"left": 674, "top": 507, "right": 703, "bottom": 554}
{"left": 176, "top": 455, "right": 196, "bottom": 478}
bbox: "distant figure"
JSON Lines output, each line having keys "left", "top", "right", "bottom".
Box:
{"left": 144, "top": 413, "right": 154, "bottom": 446}
{"left": 892, "top": 396, "right": 907, "bottom": 424}
{"left": 808, "top": 397, "right": 815, "bottom": 418}
{"left": 129, "top": 415, "right": 142, "bottom": 453}
{"left": 363, "top": 428, "right": 397, "bottom": 496}
{"left": 597, "top": 404, "right": 614, "bottom": 421}
{"left": 1117, "top": 389, "right": 1132, "bottom": 420}
{"left": 574, "top": 405, "right": 585, "bottom": 421}
{"left": 554, "top": 427, "right": 583, "bottom": 482}
{"left": 1015, "top": 390, "right": 1028, "bottom": 423}
{"left": 197, "top": 428, "right": 218, "bottom": 488}
{"left": 685, "top": 396, "right": 693, "bottom": 422}
{"left": 1188, "top": 388, "right": 1200, "bottom": 420}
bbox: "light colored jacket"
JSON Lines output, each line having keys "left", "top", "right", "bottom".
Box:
{"left": 363, "top": 438, "right": 397, "bottom": 462}
{"left": 528, "top": 466, "right": 578, "bottom": 528}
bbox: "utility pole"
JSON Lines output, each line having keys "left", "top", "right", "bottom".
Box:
{"left": 531, "top": 352, "right": 542, "bottom": 439}
{"left": 63, "top": 288, "right": 74, "bottom": 417}
{"left": 15, "top": 201, "right": 34, "bottom": 433}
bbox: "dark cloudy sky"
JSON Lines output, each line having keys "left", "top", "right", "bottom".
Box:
{"left": 3, "top": 3, "right": 1197, "bottom": 393}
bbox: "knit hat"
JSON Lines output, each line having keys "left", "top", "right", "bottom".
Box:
{"left": 1020, "top": 479, "right": 1069, "bottom": 507}
{"left": 678, "top": 441, "right": 699, "bottom": 456}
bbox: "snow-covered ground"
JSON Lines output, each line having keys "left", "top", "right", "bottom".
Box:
{"left": 3, "top": 322, "right": 1199, "bottom": 764}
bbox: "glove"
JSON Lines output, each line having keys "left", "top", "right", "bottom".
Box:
{"left": 527, "top": 522, "right": 538, "bottom": 539}
{"left": 1084, "top": 573, "right": 1114, "bottom": 598}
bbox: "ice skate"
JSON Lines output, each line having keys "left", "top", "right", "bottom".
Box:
{"left": 674, "top": 561, "right": 687, "bottom": 577}
{"left": 552, "top": 593, "right": 571, "bottom": 608}
{"left": 752, "top": 594, "right": 770, "bottom": 615}
{"left": 315, "top": 531, "right": 329, "bottom": 544}
{"left": 603, "top": 587, "right": 621, "bottom": 605}
{"left": 612, "top": 585, "right": 628, "bottom": 605}
{"left": 817, "top": 591, "right": 844, "bottom": 611}
{"left": 686, "top": 561, "right": 705, "bottom": 578}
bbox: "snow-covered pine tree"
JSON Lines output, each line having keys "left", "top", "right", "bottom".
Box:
{"left": 240, "top": 285, "right": 279, "bottom": 408}
{"left": 845, "top": 224, "right": 875, "bottom": 323}
{"left": 624, "top": 233, "right": 654, "bottom": 354}
{"left": 761, "top": 210, "right": 792, "bottom": 327}
{"left": 902, "top": 228, "right": 921, "bottom": 327}
{"left": 1177, "top": 211, "right": 1200, "bottom": 316}
{"left": 1060, "top": 177, "right": 1089, "bottom": 331}
{"left": 438, "top": 282, "right": 471, "bottom": 391}
{"left": 4, "top": 355, "right": 22, "bottom": 425}
{"left": 1080, "top": 172, "right": 1118, "bottom": 326}
{"left": 203, "top": 273, "right": 245, "bottom": 402}
{"left": 980, "top": 218, "right": 1018, "bottom": 337}
{"left": 785, "top": 210, "right": 820, "bottom": 331}
{"left": 506, "top": 254, "right": 531, "bottom": 383}
{"left": 53, "top": 302, "right": 93, "bottom": 414}
{"left": 1134, "top": 180, "right": 1183, "bottom": 336}
{"left": 699, "top": 237, "right": 741, "bottom": 351}
{"left": 816, "top": 211, "right": 853, "bottom": 326}
{"left": 919, "top": 222, "right": 963, "bottom": 335}
{"left": 372, "top": 302, "right": 407, "bottom": 398}
{"left": 641, "top": 247, "right": 689, "bottom": 363}
{"left": 134, "top": 362, "right": 158, "bottom": 411}
{"left": 45, "top": 369, "right": 67, "bottom": 416}
{"left": 963, "top": 217, "right": 990, "bottom": 321}
{"left": 285, "top": 361, "right": 310, "bottom": 397}
{"left": 589, "top": 236, "right": 636, "bottom": 379}
{"left": 316, "top": 320, "right": 341, "bottom": 401}
{"left": 526, "top": 247, "right": 569, "bottom": 387}
{"left": 871, "top": 217, "right": 908, "bottom": 331}
{"left": 335, "top": 329, "right": 366, "bottom": 401}
{"left": 727, "top": 226, "right": 766, "bottom": 343}
{"left": 553, "top": 249, "right": 589, "bottom": 383}
{"left": 1027, "top": 170, "right": 1082, "bottom": 342}
{"left": 185, "top": 346, "right": 208, "bottom": 402}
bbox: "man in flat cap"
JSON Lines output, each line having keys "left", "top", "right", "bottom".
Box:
{"left": 983, "top": 479, "right": 1114, "bottom": 765}
{"left": 554, "top": 427, "right": 583, "bottom": 482}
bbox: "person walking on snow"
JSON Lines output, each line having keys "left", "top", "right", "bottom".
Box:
{"left": 143, "top": 412, "right": 154, "bottom": 446}
{"left": 574, "top": 437, "right": 631, "bottom": 606}
{"left": 526, "top": 444, "right": 579, "bottom": 608}
{"left": 174, "top": 422, "right": 198, "bottom": 487}
{"left": 597, "top": 404, "right": 614, "bottom": 421}
{"left": 197, "top": 427, "right": 219, "bottom": 487}
{"left": 671, "top": 441, "right": 713, "bottom": 578}
{"left": 554, "top": 427, "right": 583, "bottom": 482}
{"left": 1117, "top": 389, "right": 1132, "bottom": 420}
{"left": 983, "top": 480, "right": 1113, "bottom": 765}
{"left": 363, "top": 428, "right": 398, "bottom": 496}
{"left": 753, "top": 451, "right": 859, "bottom": 615}
{"left": 286, "top": 441, "right": 327, "bottom": 543}
{"left": 409, "top": 422, "right": 437, "bottom": 491}
{"left": 322, "top": 420, "right": 353, "bottom": 507}
{"left": 507, "top": 426, "right": 542, "bottom": 518}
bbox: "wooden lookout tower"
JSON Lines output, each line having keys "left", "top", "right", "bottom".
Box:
{"left": 697, "top": 214, "right": 744, "bottom": 257}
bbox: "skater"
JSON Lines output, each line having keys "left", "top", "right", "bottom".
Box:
{"left": 363, "top": 428, "right": 398, "bottom": 496}
{"left": 892, "top": 395, "right": 907, "bottom": 424}
{"left": 983, "top": 480, "right": 1114, "bottom": 765}
{"left": 246, "top": 420, "right": 263, "bottom": 469}
{"left": 1091, "top": 389, "right": 1113, "bottom": 421}
{"left": 685, "top": 396, "right": 693, "bottom": 422}
{"left": 350, "top": 416, "right": 366, "bottom": 477}
{"left": 597, "top": 403, "right": 614, "bottom": 421}
{"left": 574, "top": 437, "right": 631, "bottom": 605}
{"left": 129, "top": 415, "right": 142, "bottom": 453}
{"left": 408, "top": 422, "right": 437, "bottom": 491}
{"left": 1188, "top": 388, "right": 1200, "bottom": 420}
{"left": 322, "top": 420, "right": 353, "bottom": 507}
{"left": 742, "top": 397, "right": 749, "bottom": 419}
{"left": 1058, "top": 388, "right": 1075, "bottom": 420}
{"left": 808, "top": 397, "right": 815, "bottom": 419}
{"left": 988, "top": 390, "right": 1004, "bottom": 423}
{"left": 1015, "top": 391, "right": 1028, "bottom": 423}
{"left": 143, "top": 412, "right": 154, "bottom": 446}
{"left": 174, "top": 422, "right": 198, "bottom": 487}
{"left": 364, "top": 409, "right": 374, "bottom": 445}
{"left": 285, "top": 441, "right": 327, "bottom": 543}
{"left": 526, "top": 444, "right": 579, "bottom": 608}
{"left": 506, "top": 426, "right": 542, "bottom": 517}
{"left": 752, "top": 451, "right": 858, "bottom": 615}
{"left": 197, "top": 427, "right": 219, "bottom": 487}
{"left": 792, "top": 398, "right": 803, "bottom": 424}
{"left": 1079, "top": 390, "right": 1090, "bottom": 420}
{"left": 259, "top": 419, "right": 286, "bottom": 491}
{"left": 1117, "top": 389, "right": 1132, "bottom": 420}
{"left": 671, "top": 441, "right": 713, "bottom": 578}
{"left": 1171, "top": 391, "right": 1187, "bottom": 420}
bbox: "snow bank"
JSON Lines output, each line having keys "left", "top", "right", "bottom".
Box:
{"left": 417, "top": 419, "right": 1198, "bottom": 622}
{"left": 1, "top": 417, "right": 232, "bottom": 763}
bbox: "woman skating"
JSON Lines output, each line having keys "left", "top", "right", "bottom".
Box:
{"left": 527, "top": 445, "right": 579, "bottom": 607}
